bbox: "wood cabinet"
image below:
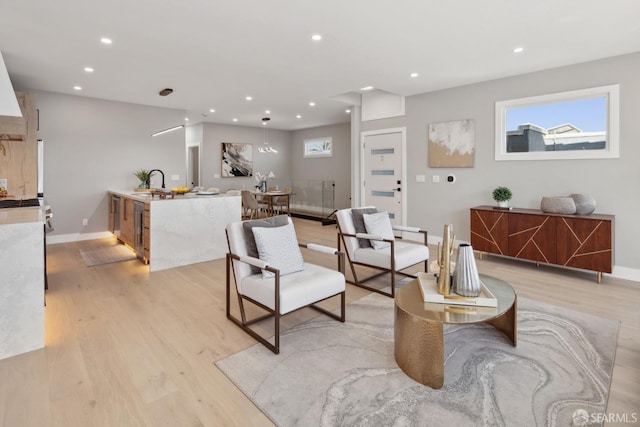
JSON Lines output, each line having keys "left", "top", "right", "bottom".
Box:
{"left": 108, "top": 194, "right": 116, "bottom": 233}
{"left": 507, "top": 212, "right": 557, "bottom": 263}
{"left": 470, "top": 206, "right": 614, "bottom": 282}
{"left": 120, "top": 197, "right": 135, "bottom": 248}
{"left": 469, "top": 208, "right": 508, "bottom": 255}
{"left": 143, "top": 204, "right": 150, "bottom": 263}
{"left": 108, "top": 193, "right": 150, "bottom": 264}
{"left": 0, "top": 92, "right": 37, "bottom": 142}
{"left": 0, "top": 92, "right": 38, "bottom": 198}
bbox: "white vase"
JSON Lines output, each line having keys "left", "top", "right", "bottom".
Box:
{"left": 497, "top": 200, "right": 509, "bottom": 208}
{"left": 453, "top": 244, "right": 482, "bottom": 297}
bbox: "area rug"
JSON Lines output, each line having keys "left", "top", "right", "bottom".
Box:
{"left": 216, "top": 291, "right": 619, "bottom": 427}
{"left": 79, "top": 244, "right": 137, "bottom": 267}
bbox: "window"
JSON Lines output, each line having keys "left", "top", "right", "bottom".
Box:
{"left": 495, "top": 85, "right": 619, "bottom": 161}
{"left": 304, "top": 137, "right": 333, "bottom": 158}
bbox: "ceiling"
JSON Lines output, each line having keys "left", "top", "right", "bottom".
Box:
{"left": 2, "top": 0, "right": 639, "bottom": 130}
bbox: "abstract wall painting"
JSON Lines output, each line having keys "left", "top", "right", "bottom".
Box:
{"left": 428, "top": 119, "right": 475, "bottom": 168}
{"left": 221, "top": 142, "right": 253, "bottom": 177}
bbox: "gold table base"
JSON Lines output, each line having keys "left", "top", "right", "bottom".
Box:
{"left": 394, "top": 279, "right": 517, "bottom": 389}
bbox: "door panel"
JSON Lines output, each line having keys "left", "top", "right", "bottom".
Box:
{"left": 470, "top": 209, "right": 508, "bottom": 255}
{"left": 362, "top": 130, "right": 403, "bottom": 228}
{"left": 508, "top": 213, "right": 556, "bottom": 263}
{"left": 557, "top": 217, "right": 613, "bottom": 272}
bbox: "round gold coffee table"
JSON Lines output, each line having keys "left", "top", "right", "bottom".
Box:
{"left": 394, "top": 274, "right": 517, "bottom": 388}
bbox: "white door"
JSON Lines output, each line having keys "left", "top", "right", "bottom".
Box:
{"left": 361, "top": 128, "right": 405, "bottom": 228}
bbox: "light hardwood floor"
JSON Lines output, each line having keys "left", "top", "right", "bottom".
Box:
{"left": 1, "top": 218, "right": 638, "bottom": 426}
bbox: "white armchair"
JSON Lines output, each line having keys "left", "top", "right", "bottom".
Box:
{"left": 336, "top": 207, "right": 429, "bottom": 298}
{"left": 226, "top": 216, "right": 345, "bottom": 354}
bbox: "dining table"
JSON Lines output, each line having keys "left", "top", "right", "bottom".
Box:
{"left": 253, "top": 190, "right": 294, "bottom": 216}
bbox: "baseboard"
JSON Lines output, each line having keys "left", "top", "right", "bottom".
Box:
{"left": 610, "top": 266, "right": 640, "bottom": 283}
{"left": 47, "top": 231, "right": 114, "bottom": 245}
{"left": 291, "top": 212, "right": 336, "bottom": 225}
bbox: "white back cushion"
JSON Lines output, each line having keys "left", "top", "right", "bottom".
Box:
{"left": 252, "top": 222, "right": 304, "bottom": 278}
{"left": 336, "top": 207, "right": 376, "bottom": 258}
{"left": 363, "top": 211, "right": 395, "bottom": 250}
{"left": 227, "top": 217, "right": 294, "bottom": 290}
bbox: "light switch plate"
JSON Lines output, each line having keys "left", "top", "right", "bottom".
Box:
{"left": 416, "top": 175, "right": 426, "bottom": 183}
{"left": 171, "top": 174, "right": 180, "bottom": 181}
{"left": 432, "top": 175, "right": 440, "bottom": 183}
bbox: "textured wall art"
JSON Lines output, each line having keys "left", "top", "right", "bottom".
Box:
{"left": 428, "top": 119, "right": 475, "bottom": 168}
{"left": 221, "top": 142, "right": 253, "bottom": 177}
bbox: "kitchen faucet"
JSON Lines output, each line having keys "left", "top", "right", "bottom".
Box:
{"left": 146, "top": 169, "right": 165, "bottom": 189}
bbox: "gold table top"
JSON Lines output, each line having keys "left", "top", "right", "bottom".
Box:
{"left": 395, "top": 274, "right": 516, "bottom": 324}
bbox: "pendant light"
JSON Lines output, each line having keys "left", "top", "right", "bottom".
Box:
{"left": 258, "top": 117, "right": 278, "bottom": 153}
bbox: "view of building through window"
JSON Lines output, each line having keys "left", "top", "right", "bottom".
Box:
{"left": 506, "top": 96, "right": 607, "bottom": 152}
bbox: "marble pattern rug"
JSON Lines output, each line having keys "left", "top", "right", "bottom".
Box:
{"left": 216, "top": 293, "right": 619, "bottom": 427}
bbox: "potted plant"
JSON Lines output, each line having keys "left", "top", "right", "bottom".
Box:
{"left": 492, "top": 186, "right": 512, "bottom": 208}
{"left": 133, "top": 169, "right": 155, "bottom": 189}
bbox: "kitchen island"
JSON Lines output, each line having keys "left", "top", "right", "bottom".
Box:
{"left": 0, "top": 206, "right": 45, "bottom": 360}
{"left": 108, "top": 190, "right": 241, "bottom": 272}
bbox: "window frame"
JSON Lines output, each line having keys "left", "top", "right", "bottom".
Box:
{"left": 494, "top": 84, "right": 620, "bottom": 161}
{"left": 303, "top": 137, "right": 333, "bottom": 158}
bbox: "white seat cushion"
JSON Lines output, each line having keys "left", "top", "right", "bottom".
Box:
{"left": 353, "top": 240, "right": 429, "bottom": 271}
{"left": 240, "top": 263, "right": 345, "bottom": 314}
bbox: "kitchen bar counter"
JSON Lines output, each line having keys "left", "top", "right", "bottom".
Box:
{"left": 108, "top": 190, "right": 241, "bottom": 271}
{"left": 0, "top": 205, "right": 45, "bottom": 360}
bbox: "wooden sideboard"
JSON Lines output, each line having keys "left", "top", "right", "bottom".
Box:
{"left": 470, "top": 205, "right": 614, "bottom": 282}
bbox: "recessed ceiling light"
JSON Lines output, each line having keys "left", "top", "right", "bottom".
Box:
{"left": 209, "top": 108, "right": 215, "bottom": 113}
{"left": 311, "top": 34, "right": 322, "bottom": 41}
{"left": 73, "top": 86, "right": 82, "bottom": 91}
{"left": 84, "top": 67, "right": 94, "bottom": 73}
{"left": 513, "top": 47, "right": 524, "bottom": 54}
{"left": 309, "top": 102, "right": 316, "bottom": 107}
{"left": 185, "top": 118, "right": 189, "bottom": 121}
{"left": 345, "top": 109, "right": 351, "bottom": 114}
{"left": 245, "top": 96, "right": 253, "bottom": 101}
{"left": 410, "top": 72, "right": 418, "bottom": 78}
{"left": 100, "top": 37, "right": 112, "bottom": 45}
{"left": 360, "top": 86, "right": 374, "bottom": 91}
{"left": 233, "top": 118, "right": 238, "bottom": 122}
{"left": 296, "top": 115, "right": 302, "bottom": 119}
{"left": 265, "top": 110, "right": 271, "bottom": 114}
{"left": 262, "top": 121, "right": 267, "bottom": 126}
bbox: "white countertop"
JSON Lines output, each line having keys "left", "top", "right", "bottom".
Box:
{"left": 0, "top": 205, "right": 45, "bottom": 226}
{"left": 108, "top": 189, "right": 238, "bottom": 203}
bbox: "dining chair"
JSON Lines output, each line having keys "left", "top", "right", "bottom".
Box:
{"left": 271, "top": 187, "right": 292, "bottom": 215}
{"left": 241, "top": 190, "right": 267, "bottom": 219}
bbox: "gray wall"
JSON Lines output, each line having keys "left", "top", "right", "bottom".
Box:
{"left": 35, "top": 91, "right": 186, "bottom": 239}
{"left": 200, "top": 122, "right": 292, "bottom": 191}
{"left": 291, "top": 122, "right": 351, "bottom": 210}
{"left": 361, "top": 52, "right": 640, "bottom": 275}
